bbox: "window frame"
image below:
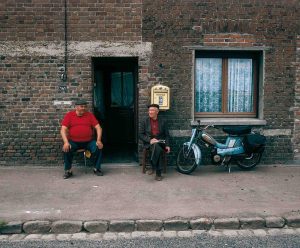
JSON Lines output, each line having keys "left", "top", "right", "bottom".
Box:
{"left": 194, "top": 50, "right": 260, "bottom": 118}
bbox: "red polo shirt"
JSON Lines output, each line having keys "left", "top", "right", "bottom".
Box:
{"left": 61, "top": 111, "right": 99, "bottom": 142}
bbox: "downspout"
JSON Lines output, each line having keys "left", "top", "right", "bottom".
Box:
{"left": 60, "top": 0, "right": 68, "bottom": 92}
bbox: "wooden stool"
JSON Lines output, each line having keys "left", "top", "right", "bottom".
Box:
{"left": 141, "top": 148, "right": 167, "bottom": 174}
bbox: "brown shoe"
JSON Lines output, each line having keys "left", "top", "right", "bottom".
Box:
{"left": 155, "top": 175, "right": 163, "bottom": 181}
{"left": 147, "top": 169, "right": 154, "bottom": 175}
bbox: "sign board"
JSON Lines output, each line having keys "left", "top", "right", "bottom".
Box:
{"left": 151, "top": 84, "right": 170, "bottom": 110}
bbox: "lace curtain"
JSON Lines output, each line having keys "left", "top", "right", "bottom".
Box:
{"left": 228, "top": 59, "right": 253, "bottom": 112}
{"left": 195, "top": 58, "right": 253, "bottom": 113}
{"left": 195, "top": 58, "right": 222, "bottom": 112}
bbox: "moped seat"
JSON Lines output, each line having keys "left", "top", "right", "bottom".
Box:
{"left": 222, "top": 126, "right": 252, "bottom": 135}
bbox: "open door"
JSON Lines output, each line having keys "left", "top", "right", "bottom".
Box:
{"left": 93, "top": 57, "right": 138, "bottom": 163}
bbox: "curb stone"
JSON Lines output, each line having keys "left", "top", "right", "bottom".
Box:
{"left": 265, "top": 216, "right": 285, "bottom": 228}
{"left": 239, "top": 217, "right": 265, "bottom": 229}
{"left": 284, "top": 215, "right": 300, "bottom": 228}
{"left": 214, "top": 218, "right": 240, "bottom": 229}
{"left": 1, "top": 216, "right": 300, "bottom": 235}
{"left": 71, "top": 232, "right": 88, "bottom": 240}
{"left": 51, "top": 221, "right": 82, "bottom": 234}
{"left": 24, "top": 234, "right": 42, "bottom": 240}
{"left": 9, "top": 234, "right": 26, "bottom": 240}
{"left": 103, "top": 232, "right": 117, "bottom": 240}
{"left": 56, "top": 234, "right": 72, "bottom": 240}
{"left": 117, "top": 232, "right": 132, "bottom": 239}
{"left": 109, "top": 220, "right": 135, "bottom": 232}
{"left": 84, "top": 221, "right": 108, "bottom": 233}
{"left": 162, "top": 230, "right": 177, "bottom": 238}
{"left": 190, "top": 218, "right": 213, "bottom": 230}
{"left": 131, "top": 231, "right": 147, "bottom": 238}
{"left": 136, "top": 220, "right": 163, "bottom": 231}
{"left": 236, "top": 229, "right": 254, "bottom": 236}
{"left": 0, "top": 221, "right": 22, "bottom": 234}
{"left": 177, "top": 230, "right": 193, "bottom": 238}
{"left": 1, "top": 228, "right": 300, "bottom": 241}
{"left": 164, "top": 219, "right": 189, "bottom": 231}
{"left": 23, "top": 221, "right": 51, "bottom": 234}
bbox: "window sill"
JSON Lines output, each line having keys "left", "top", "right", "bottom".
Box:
{"left": 192, "top": 118, "right": 267, "bottom": 126}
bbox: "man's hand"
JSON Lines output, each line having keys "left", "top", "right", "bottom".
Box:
{"left": 165, "top": 146, "right": 171, "bottom": 153}
{"left": 62, "top": 142, "right": 71, "bottom": 152}
{"left": 96, "top": 140, "right": 103, "bottom": 149}
{"left": 150, "top": 138, "right": 159, "bottom": 145}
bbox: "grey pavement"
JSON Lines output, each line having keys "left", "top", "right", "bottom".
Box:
{"left": 0, "top": 163, "right": 300, "bottom": 234}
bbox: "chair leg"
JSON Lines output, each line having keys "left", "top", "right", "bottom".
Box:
{"left": 142, "top": 149, "right": 147, "bottom": 174}
{"left": 83, "top": 151, "right": 87, "bottom": 174}
{"left": 163, "top": 153, "right": 167, "bottom": 173}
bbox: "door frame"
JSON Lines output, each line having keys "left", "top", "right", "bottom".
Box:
{"left": 92, "top": 57, "right": 139, "bottom": 147}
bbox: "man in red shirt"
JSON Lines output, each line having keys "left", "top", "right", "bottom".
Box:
{"left": 60, "top": 100, "right": 104, "bottom": 179}
{"left": 139, "top": 104, "right": 170, "bottom": 181}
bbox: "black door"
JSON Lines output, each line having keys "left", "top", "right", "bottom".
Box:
{"left": 93, "top": 58, "right": 138, "bottom": 163}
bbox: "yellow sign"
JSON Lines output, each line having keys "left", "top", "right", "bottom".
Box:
{"left": 151, "top": 84, "right": 170, "bottom": 110}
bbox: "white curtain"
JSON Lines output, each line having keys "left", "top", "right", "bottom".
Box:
{"left": 228, "top": 59, "right": 253, "bottom": 112}
{"left": 195, "top": 58, "right": 222, "bottom": 112}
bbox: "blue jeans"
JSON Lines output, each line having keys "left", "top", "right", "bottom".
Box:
{"left": 63, "top": 140, "right": 102, "bottom": 171}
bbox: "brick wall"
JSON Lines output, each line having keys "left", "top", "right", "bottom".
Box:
{"left": 293, "top": 36, "right": 300, "bottom": 163}
{"left": 1, "top": 0, "right": 142, "bottom": 42}
{"left": 142, "top": 0, "right": 299, "bottom": 164}
{"left": 0, "top": 0, "right": 299, "bottom": 165}
{"left": 0, "top": 0, "right": 143, "bottom": 165}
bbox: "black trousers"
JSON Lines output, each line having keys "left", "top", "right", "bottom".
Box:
{"left": 150, "top": 142, "right": 165, "bottom": 172}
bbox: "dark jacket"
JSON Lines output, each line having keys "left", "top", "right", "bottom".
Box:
{"left": 139, "top": 117, "right": 170, "bottom": 149}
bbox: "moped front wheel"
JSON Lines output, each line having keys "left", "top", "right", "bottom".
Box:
{"left": 176, "top": 145, "right": 198, "bottom": 174}
{"left": 237, "top": 152, "right": 262, "bottom": 170}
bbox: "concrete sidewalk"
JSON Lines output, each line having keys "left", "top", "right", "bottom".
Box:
{"left": 0, "top": 163, "right": 299, "bottom": 223}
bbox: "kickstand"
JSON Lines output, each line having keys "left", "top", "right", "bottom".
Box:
{"left": 221, "top": 156, "right": 231, "bottom": 173}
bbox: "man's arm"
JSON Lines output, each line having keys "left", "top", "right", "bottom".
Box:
{"left": 94, "top": 124, "right": 103, "bottom": 149}
{"left": 138, "top": 119, "right": 151, "bottom": 144}
{"left": 60, "top": 125, "right": 70, "bottom": 152}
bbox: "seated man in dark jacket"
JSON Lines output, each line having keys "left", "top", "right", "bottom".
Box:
{"left": 139, "top": 104, "right": 170, "bottom": 181}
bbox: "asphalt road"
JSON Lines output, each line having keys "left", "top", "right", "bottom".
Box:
{"left": 1, "top": 234, "right": 300, "bottom": 248}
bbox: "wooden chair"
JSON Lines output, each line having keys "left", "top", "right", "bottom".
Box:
{"left": 141, "top": 148, "right": 167, "bottom": 174}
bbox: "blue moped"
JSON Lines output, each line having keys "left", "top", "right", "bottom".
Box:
{"left": 176, "top": 122, "right": 266, "bottom": 174}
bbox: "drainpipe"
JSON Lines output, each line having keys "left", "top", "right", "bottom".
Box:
{"left": 60, "top": 0, "right": 68, "bottom": 92}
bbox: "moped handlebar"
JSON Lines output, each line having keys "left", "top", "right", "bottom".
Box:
{"left": 191, "top": 121, "right": 215, "bottom": 131}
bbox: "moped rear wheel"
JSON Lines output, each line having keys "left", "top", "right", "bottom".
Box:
{"left": 176, "top": 145, "right": 198, "bottom": 174}
{"left": 237, "top": 152, "right": 262, "bottom": 170}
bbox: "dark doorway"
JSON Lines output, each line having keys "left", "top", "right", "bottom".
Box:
{"left": 93, "top": 57, "right": 138, "bottom": 163}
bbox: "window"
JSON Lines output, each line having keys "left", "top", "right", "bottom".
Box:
{"left": 194, "top": 51, "right": 260, "bottom": 118}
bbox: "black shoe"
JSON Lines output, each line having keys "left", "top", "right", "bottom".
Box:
{"left": 155, "top": 170, "right": 162, "bottom": 181}
{"left": 63, "top": 171, "right": 73, "bottom": 179}
{"left": 155, "top": 175, "right": 163, "bottom": 181}
{"left": 93, "top": 169, "right": 103, "bottom": 176}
